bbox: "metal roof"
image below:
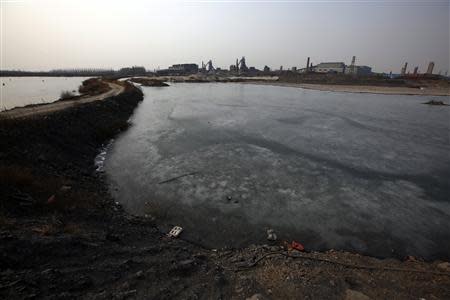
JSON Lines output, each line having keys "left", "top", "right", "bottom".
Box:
{"left": 316, "top": 62, "right": 345, "bottom": 68}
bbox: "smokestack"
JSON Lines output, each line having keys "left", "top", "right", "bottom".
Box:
{"left": 306, "top": 57, "right": 310, "bottom": 73}
{"left": 413, "top": 67, "right": 418, "bottom": 75}
{"left": 401, "top": 62, "right": 408, "bottom": 75}
{"left": 426, "top": 62, "right": 434, "bottom": 74}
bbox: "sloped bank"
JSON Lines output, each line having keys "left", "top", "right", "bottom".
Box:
{"left": 0, "top": 82, "right": 449, "bottom": 300}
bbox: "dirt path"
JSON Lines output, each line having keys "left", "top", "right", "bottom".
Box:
{"left": 0, "top": 81, "right": 125, "bottom": 119}
{"left": 247, "top": 81, "right": 450, "bottom": 96}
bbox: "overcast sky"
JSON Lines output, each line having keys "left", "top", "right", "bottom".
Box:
{"left": 1, "top": 0, "right": 449, "bottom": 73}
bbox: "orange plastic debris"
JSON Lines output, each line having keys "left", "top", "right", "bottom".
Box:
{"left": 291, "top": 241, "right": 304, "bottom": 251}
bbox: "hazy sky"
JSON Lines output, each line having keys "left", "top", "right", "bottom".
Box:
{"left": 1, "top": 0, "right": 449, "bottom": 73}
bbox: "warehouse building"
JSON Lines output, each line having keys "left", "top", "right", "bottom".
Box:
{"left": 314, "top": 62, "right": 346, "bottom": 73}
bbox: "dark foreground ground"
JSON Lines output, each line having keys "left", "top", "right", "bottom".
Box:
{"left": 0, "top": 81, "right": 449, "bottom": 300}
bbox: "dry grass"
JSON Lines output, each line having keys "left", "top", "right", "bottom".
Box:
{"left": 79, "top": 78, "right": 110, "bottom": 96}
{"left": 60, "top": 90, "right": 76, "bottom": 100}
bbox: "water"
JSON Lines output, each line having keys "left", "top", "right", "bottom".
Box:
{"left": 105, "top": 83, "right": 450, "bottom": 260}
{"left": 0, "top": 77, "right": 89, "bottom": 110}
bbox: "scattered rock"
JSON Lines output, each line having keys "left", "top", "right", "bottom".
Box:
{"left": 115, "top": 289, "right": 136, "bottom": 299}
{"left": 437, "top": 262, "right": 450, "bottom": 272}
{"left": 60, "top": 185, "right": 72, "bottom": 192}
{"left": 344, "top": 289, "right": 371, "bottom": 300}
{"left": 246, "top": 293, "right": 268, "bottom": 300}
{"left": 266, "top": 229, "right": 277, "bottom": 241}
{"left": 404, "top": 255, "right": 418, "bottom": 262}
{"left": 135, "top": 270, "right": 144, "bottom": 279}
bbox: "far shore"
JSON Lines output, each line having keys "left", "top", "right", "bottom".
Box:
{"left": 131, "top": 75, "right": 450, "bottom": 97}
{"left": 245, "top": 81, "right": 450, "bottom": 97}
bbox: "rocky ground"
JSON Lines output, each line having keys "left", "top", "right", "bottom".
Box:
{"left": 0, "top": 81, "right": 449, "bottom": 299}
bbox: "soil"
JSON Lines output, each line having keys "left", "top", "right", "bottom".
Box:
{"left": 0, "top": 80, "right": 449, "bottom": 299}
{"left": 274, "top": 73, "right": 450, "bottom": 96}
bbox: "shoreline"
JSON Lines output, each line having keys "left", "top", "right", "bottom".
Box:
{"left": 245, "top": 81, "right": 450, "bottom": 97}
{"left": 0, "top": 80, "right": 125, "bottom": 118}
{"left": 0, "top": 81, "right": 449, "bottom": 299}
{"left": 122, "top": 75, "right": 450, "bottom": 97}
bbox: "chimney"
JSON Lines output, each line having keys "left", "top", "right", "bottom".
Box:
{"left": 306, "top": 57, "right": 310, "bottom": 73}
{"left": 413, "top": 67, "right": 418, "bottom": 75}
{"left": 401, "top": 62, "right": 408, "bottom": 75}
{"left": 426, "top": 62, "right": 434, "bottom": 74}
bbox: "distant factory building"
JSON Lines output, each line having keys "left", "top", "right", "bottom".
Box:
{"left": 168, "top": 64, "right": 198, "bottom": 74}
{"left": 314, "top": 62, "right": 346, "bottom": 73}
{"left": 345, "top": 65, "right": 372, "bottom": 76}
{"left": 157, "top": 63, "right": 199, "bottom": 75}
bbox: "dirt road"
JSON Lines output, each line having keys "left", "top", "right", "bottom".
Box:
{"left": 0, "top": 81, "right": 124, "bottom": 119}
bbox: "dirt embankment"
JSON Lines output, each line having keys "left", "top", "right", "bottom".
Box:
{"left": 78, "top": 78, "right": 112, "bottom": 96}
{"left": 274, "top": 73, "right": 450, "bottom": 96}
{"left": 0, "top": 81, "right": 449, "bottom": 299}
{"left": 0, "top": 79, "right": 125, "bottom": 119}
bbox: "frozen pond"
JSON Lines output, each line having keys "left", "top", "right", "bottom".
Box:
{"left": 105, "top": 83, "right": 450, "bottom": 260}
{"left": 0, "top": 77, "right": 88, "bottom": 110}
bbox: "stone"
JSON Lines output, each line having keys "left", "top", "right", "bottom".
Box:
{"left": 344, "top": 289, "right": 371, "bottom": 300}
{"left": 437, "top": 262, "right": 450, "bottom": 272}
{"left": 266, "top": 229, "right": 277, "bottom": 241}
{"left": 246, "top": 294, "right": 268, "bottom": 300}
{"left": 135, "top": 270, "right": 144, "bottom": 279}
{"left": 60, "top": 185, "right": 72, "bottom": 192}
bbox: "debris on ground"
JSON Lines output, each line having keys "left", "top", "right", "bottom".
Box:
{"left": 438, "top": 262, "right": 450, "bottom": 272}
{"left": 291, "top": 241, "right": 305, "bottom": 252}
{"left": 168, "top": 226, "right": 183, "bottom": 238}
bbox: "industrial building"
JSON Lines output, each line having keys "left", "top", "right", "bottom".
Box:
{"left": 345, "top": 65, "right": 372, "bottom": 76}
{"left": 168, "top": 64, "right": 198, "bottom": 74}
{"left": 229, "top": 57, "right": 255, "bottom": 75}
{"left": 156, "top": 63, "right": 199, "bottom": 75}
{"left": 313, "top": 62, "right": 346, "bottom": 73}
{"left": 305, "top": 57, "right": 372, "bottom": 75}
